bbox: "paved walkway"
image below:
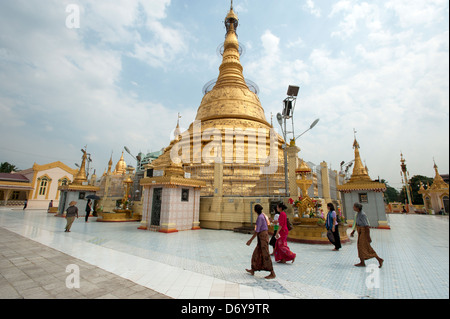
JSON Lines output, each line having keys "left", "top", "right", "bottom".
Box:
{"left": 0, "top": 208, "right": 448, "bottom": 299}
{"left": 0, "top": 227, "right": 170, "bottom": 299}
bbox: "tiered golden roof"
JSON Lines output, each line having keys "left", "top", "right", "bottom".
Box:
{"left": 418, "top": 161, "right": 449, "bottom": 199}
{"left": 429, "top": 162, "right": 449, "bottom": 191}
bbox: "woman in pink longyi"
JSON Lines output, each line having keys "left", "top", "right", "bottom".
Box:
{"left": 274, "top": 202, "right": 296, "bottom": 263}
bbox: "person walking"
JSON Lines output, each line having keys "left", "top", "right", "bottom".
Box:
{"left": 274, "top": 202, "right": 296, "bottom": 264}
{"left": 246, "top": 204, "right": 276, "bottom": 279}
{"left": 23, "top": 199, "right": 27, "bottom": 210}
{"left": 65, "top": 201, "right": 78, "bottom": 232}
{"left": 47, "top": 200, "right": 53, "bottom": 213}
{"left": 326, "top": 203, "right": 341, "bottom": 251}
{"left": 269, "top": 208, "right": 279, "bottom": 255}
{"left": 350, "top": 203, "right": 384, "bottom": 268}
{"left": 85, "top": 199, "right": 92, "bottom": 222}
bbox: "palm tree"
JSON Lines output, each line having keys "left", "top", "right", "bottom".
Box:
{"left": 0, "top": 162, "right": 19, "bottom": 173}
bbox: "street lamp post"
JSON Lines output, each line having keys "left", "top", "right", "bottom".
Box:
{"left": 276, "top": 85, "right": 319, "bottom": 198}
{"left": 277, "top": 85, "right": 299, "bottom": 198}
{"left": 124, "top": 146, "right": 143, "bottom": 201}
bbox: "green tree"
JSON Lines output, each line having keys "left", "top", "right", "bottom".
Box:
{"left": 399, "top": 175, "right": 434, "bottom": 205}
{"left": 380, "top": 179, "right": 400, "bottom": 203}
{"left": 0, "top": 162, "right": 19, "bottom": 173}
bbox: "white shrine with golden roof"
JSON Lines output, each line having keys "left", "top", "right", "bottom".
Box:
{"left": 337, "top": 137, "right": 390, "bottom": 229}
{"left": 418, "top": 161, "right": 449, "bottom": 214}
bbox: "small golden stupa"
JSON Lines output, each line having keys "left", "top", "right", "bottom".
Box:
{"left": 338, "top": 137, "right": 386, "bottom": 192}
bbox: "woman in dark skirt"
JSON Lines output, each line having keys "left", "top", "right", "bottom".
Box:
{"left": 246, "top": 204, "right": 276, "bottom": 279}
{"left": 85, "top": 199, "right": 92, "bottom": 222}
{"left": 326, "top": 203, "right": 341, "bottom": 251}
{"left": 350, "top": 203, "right": 384, "bottom": 268}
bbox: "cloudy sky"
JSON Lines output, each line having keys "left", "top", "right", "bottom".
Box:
{"left": 0, "top": 0, "right": 448, "bottom": 190}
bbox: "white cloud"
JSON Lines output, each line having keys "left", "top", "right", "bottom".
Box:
{"left": 286, "top": 37, "right": 304, "bottom": 49}
{"left": 246, "top": 30, "right": 310, "bottom": 95}
{"left": 385, "top": 0, "right": 448, "bottom": 28}
{"left": 131, "top": 20, "right": 189, "bottom": 69}
{"left": 0, "top": 1, "right": 447, "bottom": 186}
{"left": 329, "top": 1, "right": 381, "bottom": 39}
{"left": 304, "top": 0, "right": 321, "bottom": 17}
{"left": 0, "top": 0, "right": 182, "bottom": 169}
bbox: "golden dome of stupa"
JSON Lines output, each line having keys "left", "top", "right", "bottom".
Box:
{"left": 114, "top": 152, "right": 127, "bottom": 175}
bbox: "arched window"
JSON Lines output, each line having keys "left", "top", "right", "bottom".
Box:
{"left": 39, "top": 177, "right": 49, "bottom": 196}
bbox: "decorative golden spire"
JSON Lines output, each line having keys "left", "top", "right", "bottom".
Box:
{"left": 173, "top": 112, "right": 182, "bottom": 140}
{"left": 107, "top": 152, "right": 113, "bottom": 174}
{"left": 337, "top": 136, "right": 386, "bottom": 192}
{"left": 72, "top": 148, "right": 88, "bottom": 185}
{"left": 213, "top": 5, "right": 247, "bottom": 91}
{"left": 430, "top": 161, "right": 448, "bottom": 190}
{"left": 348, "top": 136, "right": 371, "bottom": 183}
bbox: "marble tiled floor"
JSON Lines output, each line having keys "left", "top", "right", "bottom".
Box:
{"left": 0, "top": 208, "right": 448, "bottom": 299}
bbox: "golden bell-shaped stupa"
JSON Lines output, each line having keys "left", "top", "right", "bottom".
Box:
{"left": 151, "top": 4, "right": 285, "bottom": 196}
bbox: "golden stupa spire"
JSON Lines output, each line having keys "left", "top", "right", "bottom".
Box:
{"left": 348, "top": 134, "right": 371, "bottom": 183}
{"left": 174, "top": 112, "right": 182, "bottom": 140}
{"left": 107, "top": 151, "right": 113, "bottom": 174}
{"left": 72, "top": 147, "right": 88, "bottom": 185}
{"left": 213, "top": 4, "right": 247, "bottom": 91}
{"left": 430, "top": 160, "right": 448, "bottom": 190}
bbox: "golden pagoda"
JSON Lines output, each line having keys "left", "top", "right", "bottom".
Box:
{"left": 151, "top": 3, "right": 285, "bottom": 196}
{"left": 113, "top": 152, "right": 127, "bottom": 175}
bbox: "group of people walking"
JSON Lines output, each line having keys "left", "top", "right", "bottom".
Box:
{"left": 246, "top": 202, "right": 295, "bottom": 279}
{"left": 246, "top": 201, "right": 383, "bottom": 279}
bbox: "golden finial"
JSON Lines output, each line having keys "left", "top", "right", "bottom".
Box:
{"left": 352, "top": 129, "right": 359, "bottom": 149}
{"left": 174, "top": 112, "right": 182, "bottom": 140}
